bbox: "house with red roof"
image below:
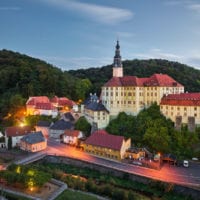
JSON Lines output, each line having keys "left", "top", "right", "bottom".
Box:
{"left": 26, "top": 96, "right": 58, "bottom": 117}
{"left": 4, "top": 126, "right": 32, "bottom": 148}
{"left": 160, "top": 93, "right": 200, "bottom": 130}
{"left": 83, "top": 130, "right": 131, "bottom": 160}
{"left": 61, "top": 130, "right": 83, "bottom": 146}
{"left": 51, "top": 96, "right": 78, "bottom": 112}
{"left": 100, "top": 41, "right": 184, "bottom": 117}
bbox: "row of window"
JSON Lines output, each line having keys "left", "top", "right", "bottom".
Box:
{"left": 165, "top": 112, "right": 198, "bottom": 117}
{"left": 86, "top": 149, "right": 118, "bottom": 159}
{"left": 161, "top": 106, "right": 198, "bottom": 111}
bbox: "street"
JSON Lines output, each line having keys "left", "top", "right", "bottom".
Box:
{"left": 46, "top": 138, "right": 200, "bottom": 188}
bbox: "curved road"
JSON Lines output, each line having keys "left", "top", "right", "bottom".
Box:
{"left": 47, "top": 139, "right": 200, "bottom": 188}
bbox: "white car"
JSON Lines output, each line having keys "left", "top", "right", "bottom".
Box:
{"left": 183, "top": 160, "right": 189, "bottom": 167}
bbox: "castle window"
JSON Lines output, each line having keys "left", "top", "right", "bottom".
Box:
{"left": 177, "top": 107, "right": 180, "bottom": 110}
{"left": 106, "top": 92, "right": 108, "bottom": 96}
{"left": 117, "top": 101, "right": 119, "bottom": 104}
{"left": 128, "top": 101, "right": 131, "bottom": 104}
{"left": 128, "top": 92, "right": 132, "bottom": 96}
{"left": 194, "top": 113, "right": 197, "bottom": 117}
{"left": 116, "top": 92, "right": 118, "bottom": 96}
{"left": 184, "top": 107, "right": 186, "bottom": 111}
{"left": 194, "top": 107, "right": 197, "bottom": 111}
{"left": 155, "top": 93, "right": 157, "bottom": 96}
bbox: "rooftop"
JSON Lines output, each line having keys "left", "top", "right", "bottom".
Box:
{"left": 21, "top": 131, "right": 45, "bottom": 144}
{"left": 85, "top": 130, "right": 125, "bottom": 151}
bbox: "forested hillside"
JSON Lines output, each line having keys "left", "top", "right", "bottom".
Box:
{"left": 0, "top": 50, "right": 92, "bottom": 121}
{"left": 68, "top": 59, "right": 200, "bottom": 94}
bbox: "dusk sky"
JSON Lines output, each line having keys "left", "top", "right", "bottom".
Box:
{"left": 1, "top": 0, "right": 200, "bottom": 70}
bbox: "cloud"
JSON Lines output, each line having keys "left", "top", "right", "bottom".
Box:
{"left": 135, "top": 48, "right": 182, "bottom": 61}
{"left": 37, "top": 55, "right": 112, "bottom": 70}
{"left": 133, "top": 48, "right": 200, "bottom": 69}
{"left": 0, "top": 6, "right": 21, "bottom": 11}
{"left": 116, "top": 31, "right": 135, "bottom": 38}
{"left": 188, "top": 3, "right": 200, "bottom": 14}
{"left": 41, "top": 0, "right": 134, "bottom": 25}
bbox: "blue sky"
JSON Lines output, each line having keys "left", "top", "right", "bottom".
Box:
{"left": 1, "top": 0, "right": 200, "bottom": 70}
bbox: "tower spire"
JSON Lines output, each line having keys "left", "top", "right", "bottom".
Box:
{"left": 113, "top": 40, "right": 123, "bottom": 77}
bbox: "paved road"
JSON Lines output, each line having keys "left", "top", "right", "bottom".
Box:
{"left": 46, "top": 139, "right": 200, "bottom": 188}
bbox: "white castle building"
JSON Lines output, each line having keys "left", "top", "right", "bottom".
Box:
{"left": 100, "top": 41, "right": 184, "bottom": 118}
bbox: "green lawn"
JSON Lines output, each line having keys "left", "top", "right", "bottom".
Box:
{"left": 55, "top": 189, "right": 99, "bottom": 200}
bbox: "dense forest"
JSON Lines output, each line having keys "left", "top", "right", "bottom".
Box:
{"left": 68, "top": 59, "right": 200, "bottom": 94}
{"left": 0, "top": 49, "right": 92, "bottom": 123}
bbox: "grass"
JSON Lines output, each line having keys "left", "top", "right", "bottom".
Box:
{"left": 55, "top": 189, "right": 99, "bottom": 200}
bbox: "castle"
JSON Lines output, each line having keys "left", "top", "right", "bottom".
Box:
{"left": 84, "top": 41, "right": 200, "bottom": 131}
{"left": 100, "top": 41, "right": 184, "bottom": 118}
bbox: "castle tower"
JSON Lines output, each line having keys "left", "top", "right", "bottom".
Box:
{"left": 113, "top": 40, "right": 123, "bottom": 77}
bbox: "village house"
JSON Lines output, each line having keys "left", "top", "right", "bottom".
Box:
{"left": 20, "top": 131, "right": 47, "bottom": 152}
{"left": 62, "top": 130, "right": 83, "bottom": 146}
{"left": 35, "top": 120, "right": 52, "bottom": 138}
{"left": 4, "top": 126, "right": 32, "bottom": 148}
{"left": 49, "top": 119, "right": 74, "bottom": 139}
{"left": 51, "top": 96, "right": 78, "bottom": 112}
{"left": 124, "top": 147, "right": 146, "bottom": 160}
{"left": 26, "top": 96, "right": 58, "bottom": 117}
{"left": 83, "top": 130, "right": 131, "bottom": 160}
{"left": 160, "top": 93, "right": 200, "bottom": 130}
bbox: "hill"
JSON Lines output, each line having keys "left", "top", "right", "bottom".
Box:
{"left": 0, "top": 49, "right": 92, "bottom": 121}
{"left": 68, "top": 59, "right": 200, "bottom": 94}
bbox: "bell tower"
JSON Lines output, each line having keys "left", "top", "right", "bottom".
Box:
{"left": 113, "top": 40, "right": 123, "bottom": 77}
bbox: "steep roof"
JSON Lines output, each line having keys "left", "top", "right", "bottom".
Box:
{"left": 26, "top": 96, "right": 50, "bottom": 105}
{"left": 85, "top": 130, "right": 124, "bottom": 151}
{"left": 51, "top": 96, "right": 75, "bottom": 107}
{"left": 50, "top": 119, "right": 73, "bottom": 130}
{"left": 85, "top": 101, "right": 109, "bottom": 112}
{"left": 160, "top": 93, "right": 200, "bottom": 106}
{"left": 103, "top": 73, "right": 183, "bottom": 87}
{"left": 35, "top": 102, "right": 55, "bottom": 110}
{"left": 64, "top": 130, "right": 80, "bottom": 137}
{"left": 21, "top": 131, "right": 45, "bottom": 144}
{"left": 5, "top": 126, "right": 32, "bottom": 137}
{"left": 64, "top": 112, "right": 75, "bottom": 122}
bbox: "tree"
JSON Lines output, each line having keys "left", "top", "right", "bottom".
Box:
{"left": 143, "top": 119, "right": 171, "bottom": 153}
{"left": 75, "top": 116, "right": 91, "bottom": 137}
{"left": 7, "top": 136, "right": 12, "bottom": 150}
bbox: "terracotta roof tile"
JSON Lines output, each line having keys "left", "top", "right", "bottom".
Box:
{"left": 103, "top": 73, "right": 183, "bottom": 87}
{"left": 5, "top": 126, "right": 32, "bottom": 137}
{"left": 85, "top": 130, "right": 124, "bottom": 150}
{"left": 160, "top": 93, "right": 200, "bottom": 106}
{"left": 26, "top": 96, "right": 50, "bottom": 105}
{"left": 64, "top": 130, "right": 80, "bottom": 137}
{"left": 35, "top": 102, "right": 55, "bottom": 110}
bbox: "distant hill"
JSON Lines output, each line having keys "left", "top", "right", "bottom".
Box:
{"left": 68, "top": 59, "right": 200, "bottom": 94}
{"left": 0, "top": 49, "right": 91, "bottom": 120}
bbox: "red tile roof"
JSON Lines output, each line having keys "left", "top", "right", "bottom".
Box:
{"left": 26, "top": 96, "right": 50, "bottom": 105}
{"left": 104, "top": 73, "right": 183, "bottom": 87}
{"left": 51, "top": 96, "right": 75, "bottom": 107}
{"left": 160, "top": 93, "right": 200, "bottom": 106}
{"left": 5, "top": 126, "right": 32, "bottom": 137}
{"left": 64, "top": 130, "right": 80, "bottom": 137}
{"left": 35, "top": 102, "right": 55, "bottom": 110}
{"left": 85, "top": 130, "right": 124, "bottom": 151}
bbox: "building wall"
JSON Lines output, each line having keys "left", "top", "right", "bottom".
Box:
{"left": 50, "top": 129, "right": 65, "bottom": 138}
{"left": 160, "top": 104, "right": 200, "bottom": 125}
{"left": 101, "top": 85, "right": 184, "bottom": 118}
{"left": 5, "top": 135, "right": 25, "bottom": 148}
{"left": 83, "top": 144, "right": 121, "bottom": 160}
{"left": 20, "top": 141, "right": 47, "bottom": 152}
{"left": 84, "top": 109, "right": 110, "bottom": 129}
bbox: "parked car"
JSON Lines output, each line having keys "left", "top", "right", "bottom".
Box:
{"left": 183, "top": 160, "right": 189, "bottom": 167}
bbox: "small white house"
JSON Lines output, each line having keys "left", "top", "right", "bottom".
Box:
{"left": 62, "top": 130, "right": 83, "bottom": 146}
{"left": 4, "top": 126, "right": 32, "bottom": 148}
